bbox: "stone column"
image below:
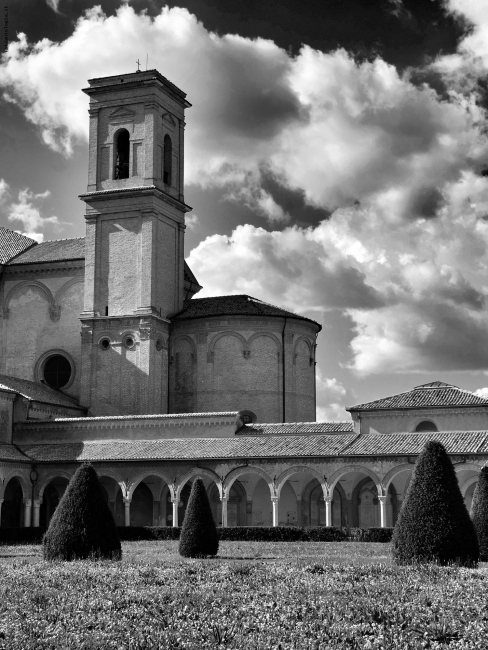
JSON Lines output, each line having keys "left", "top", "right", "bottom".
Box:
{"left": 221, "top": 496, "right": 228, "bottom": 528}
{"left": 246, "top": 498, "right": 253, "bottom": 526}
{"left": 33, "top": 500, "right": 41, "bottom": 528}
{"left": 153, "top": 499, "right": 160, "bottom": 526}
{"left": 0, "top": 499, "right": 4, "bottom": 527}
{"left": 171, "top": 498, "right": 179, "bottom": 527}
{"left": 123, "top": 498, "right": 131, "bottom": 527}
{"left": 378, "top": 495, "right": 387, "bottom": 528}
{"left": 23, "top": 500, "right": 32, "bottom": 528}
{"left": 271, "top": 496, "right": 279, "bottom": 527}
{"left": 296, "top": 496, "right": 302, "bottom": 527}
{"left": 324, "top": 496, "right": 332, "bottom": 527}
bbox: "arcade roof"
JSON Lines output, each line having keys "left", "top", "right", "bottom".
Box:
{"left": 15, "top": 429, "right": 488, "bottom": 462}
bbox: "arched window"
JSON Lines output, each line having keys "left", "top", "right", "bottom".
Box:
{"left": 114, "top": 129, "right": 130, "bottom": 179}
{"left": 163, "top": 134, "right": 172, "bottom": 185}
{"left": 415, "top": 420, "right": 438, "bottom": 432}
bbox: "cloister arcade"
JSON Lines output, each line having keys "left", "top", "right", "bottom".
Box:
{"left": 0, "top": 461, "right": 482, "bottom": 529}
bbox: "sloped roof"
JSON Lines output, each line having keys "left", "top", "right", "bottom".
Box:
{"left": 172, "top": 294, "right": 321, "bottom": 328}
{"left": 7, "top": 237, "right": 85, "bottom": 265}
{"left": 0, "top": 445, "right": 30, "bottom": 462}
{"left": 0, "top": 228, "right": 36, "bottom": 264}
{"left": 17, "top": 429, "right": 488, "bottom": 462}
{"left": 20, "top": 433, "right": 358, "bottom": 462}
{"left": 347, "top": 382, "right": 488, "bottom": 411}
{"left": 0, "top": 374, "right": 83, "bottom": 410}
{"left": 345, "top": 431, "right": 488, "bottom": 455}
{"left": 239, "top": 421, "right": 354, "bottom": 435}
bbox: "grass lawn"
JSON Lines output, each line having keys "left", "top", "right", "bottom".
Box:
{"left": 0, "top": 541, "right": 486, "bottom": 648}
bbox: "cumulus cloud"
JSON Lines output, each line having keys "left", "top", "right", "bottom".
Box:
{"left": 316, "top": 373, "right": 350, "bottom": 422}
{"left": 189, "top": 170, "right": 488, "bottom": 374}
{"left": 185, "top": 213, "right": 200, "bottom": 230}
{"left": 4, "top": 4, "right": 488, "bottom": 376}
{"left": 0, "top": 180, "right": 60, "bottom": 242}
{"left": 187, "top": 223, "right": 384, "bottom": 312}
{"left": 1, "top": 5, "right": 486, "bottom": 222}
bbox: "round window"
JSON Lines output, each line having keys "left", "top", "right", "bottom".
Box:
{"left": 123, "top": 335, "right": 136, "bottom": 350}
{"left": 99, "top": 337, "right": 111, "bottom": 351}
{"left": 43, "top": 355, "right": 72, "bottom": 389}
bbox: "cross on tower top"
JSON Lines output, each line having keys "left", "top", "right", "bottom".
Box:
{"left": 136, "top": 59, "right": 141, "bottom": 72}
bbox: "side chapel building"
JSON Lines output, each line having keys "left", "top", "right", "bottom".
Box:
{"left": 0, "top": 69, "right": 487, "bottom": 531}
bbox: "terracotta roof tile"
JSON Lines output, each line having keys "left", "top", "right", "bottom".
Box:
{"left": 0, "top": 228, "right": 36, "bottom": 264}
{"left": 344, "top": 431, "right": 488, "bottom": 455}
{"left": 348, "top": 382, "right": 488, "bottom": 411}
{"left": 0, "top": 374, "right": 83, "bottom": 410}
{"left": 7, "top": 238, "right": 85, "bottom": 265}
{"left": 0, "top": 445, "right": 31, "bottom": 462}
{"left": 239, "top": 422, "right": 354, "bottom": 435}
{"left": 20, "top": 433, "right": 358, "bottom": 462}
{"left": 172, "top": 294, "right": 321, "bottom": 328}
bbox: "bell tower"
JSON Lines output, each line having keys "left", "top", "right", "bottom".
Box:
{"left": 79, "top": 70, "right": 192, "bottom": 416}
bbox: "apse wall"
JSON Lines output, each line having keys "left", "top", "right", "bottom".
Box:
{"left": 169, "top": 314, "right": 319, "bottom": 422}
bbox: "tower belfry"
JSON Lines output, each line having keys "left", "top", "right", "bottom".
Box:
{"left": 79, "top": 70, "right": 192, "bottom": 416}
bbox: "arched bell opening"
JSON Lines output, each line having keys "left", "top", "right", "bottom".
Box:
{"left": 2, "top": 478, "right": 24, "bottom": 528}
{"left": 39, "top": 477, "right": 69, "bottom": 527}
{"left": 114, "top": 129, "right": 130, "bottom": 180}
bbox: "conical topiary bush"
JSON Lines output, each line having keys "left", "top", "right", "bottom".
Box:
{"left": 179, "top": 478, "right": 219, "bottom": 558}
{"left": 471, "top": 467, "right": 488, "bottom": 561}
{"left": 43, "top": 463, "right": 122, "bottom": 561}
{"left": 392, "top": 440, "right": 478, "bottom": 566}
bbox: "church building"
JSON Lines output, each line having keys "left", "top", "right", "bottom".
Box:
{"left": 0, "top": 70, "right": 487, "bottom": 531}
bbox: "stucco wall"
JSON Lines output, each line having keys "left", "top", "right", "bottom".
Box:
{"left": 352, "top": 408, "right": 488, "bottom": 433}
{"left": 1, "top": 270, "right": 84, "bottom": 401}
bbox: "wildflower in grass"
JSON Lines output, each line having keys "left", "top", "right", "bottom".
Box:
{"left": 471, "top": 466, "right": 488, "bottom": 561}
{"left": 392, "top": 440, "right": 478, "bottom": 566}
{"left": 179, "top": 478, "right": 219, "bottom": 558}
{"left": 43, "top": 463, "right": 122, "bottom": 561}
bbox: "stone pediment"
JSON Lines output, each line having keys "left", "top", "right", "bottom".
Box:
{"left": 162, "top": 112, "right": 177, "bottom": 129}
{"left": 108, "top": 106, "right": 136, "bottom": 124}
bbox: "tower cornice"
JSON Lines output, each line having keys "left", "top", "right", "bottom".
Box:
{"left": 79, "top": 185, "right": 192, "bottom": 213}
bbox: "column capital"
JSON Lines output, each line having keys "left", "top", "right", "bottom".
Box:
{"left": 378, "top": 495, "right": 387, "bottom": 504}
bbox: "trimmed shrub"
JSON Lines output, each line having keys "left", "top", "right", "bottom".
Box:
{"left": 179, "top": 478, "right": 219, "bottom": 557}
{"left": 43, "top": 464, "right": 122, "bottom": 561}
{"left": 0, "top": 528, "right": 46, "bottom": 545}
{"left": 305, "top": 527, "right": 348, "bottom": 542}
{"left": 392, "top": 440, "right": 479, "bottom": 566}
{"left": 470, "top": 467, "right": 488, "bottom": 561}
{"left": 348, "top": 527, "right": 393, "bottom": 543}
{"left": 117, "top": 526, "right": 181, "bottom": 541}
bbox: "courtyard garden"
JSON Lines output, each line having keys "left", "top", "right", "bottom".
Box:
{"left": 0, "top": 540, "right": 486, "bottom": 649}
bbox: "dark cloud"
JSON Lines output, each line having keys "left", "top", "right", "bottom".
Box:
{"left": 12, "top": 0, "right": 467, "bottom": 78}
{"left": 259, "top": 167, "right": 331, "bottom": 226}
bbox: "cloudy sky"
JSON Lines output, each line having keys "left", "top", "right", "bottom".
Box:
{"left": 3, "top": 0, "right": 488, "bottom": 419}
